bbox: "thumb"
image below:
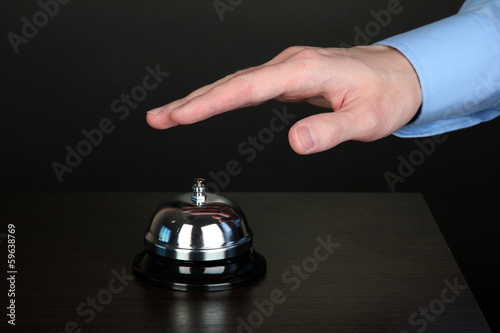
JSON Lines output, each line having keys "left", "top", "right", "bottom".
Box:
{"left": 288, "top": 111, "right": 365, "bottom": 154}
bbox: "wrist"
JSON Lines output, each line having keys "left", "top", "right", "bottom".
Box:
{"left": 353, "top": 45, "right": 423, "bottom": 126}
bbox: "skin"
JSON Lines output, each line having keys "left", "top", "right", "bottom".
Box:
{"left": 146, "top": 45, "right": 422, "bottom": 155}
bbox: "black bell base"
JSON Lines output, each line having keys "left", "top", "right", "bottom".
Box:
{"left": 133, "top": 249, "right": 266, "bottom": 291}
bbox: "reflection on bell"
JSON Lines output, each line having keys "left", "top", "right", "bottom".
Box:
{"left": 133, "top": 178, "right": 266, "bottom": 291}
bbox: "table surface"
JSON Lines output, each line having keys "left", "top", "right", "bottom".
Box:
{"left": 0, "top": 192, "right": 490, "bottom": 332}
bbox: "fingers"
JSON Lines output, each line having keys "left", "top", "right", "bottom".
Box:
{"left": 175, "top": 66, "right": 293, "bottom": 122}
{"left": 146, "top": 74, "right": 237, "bottom": 129}
{"left": 288, "top": 111, "right": 362, "bottom": 154}
{"left": 266, "top": 45, "right": 310, "bottom": 64}
{"left": 146, "top": 46, "right": 311, "bottom": 130}
{"left": 149, "top": 64, "right": 292, "bottom": 129}
{"left": 146, "top": 108, "right": 178, "bottom": 130}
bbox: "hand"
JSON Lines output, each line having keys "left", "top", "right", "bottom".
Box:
{"left": 146, "top": 45, "right": 422, "bottom": 154}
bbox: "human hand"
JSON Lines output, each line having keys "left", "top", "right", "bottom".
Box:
{"left": 146, "top": 45, "right": 422, "bottom": 154}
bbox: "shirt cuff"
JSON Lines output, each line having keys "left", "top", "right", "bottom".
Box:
{"left": 375, "top": 1, "right": 500, "bottom": 137}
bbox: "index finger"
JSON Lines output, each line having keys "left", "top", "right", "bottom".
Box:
{"left": 146, "top": 64, "right": 290, "bottom": 130}
{"left": 146, "top": 47, "right": 312, "bottom": 129}
{"left": 172, "top": 64, "right": 292, "bottom": 125}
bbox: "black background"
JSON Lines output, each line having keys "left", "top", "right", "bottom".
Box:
{"left": 1, "top": 0, "right": 499, "bottom": 330}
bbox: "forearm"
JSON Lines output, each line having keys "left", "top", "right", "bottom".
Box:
{"left": 376, "top": 0, "right": 500, "bottom": 137}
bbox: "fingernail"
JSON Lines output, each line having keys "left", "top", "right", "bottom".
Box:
{"left": 147, "top": 107, "right": 163, "bottom": 115}
{"left": 296, "top": 126, "right": 316, "bottom": 152}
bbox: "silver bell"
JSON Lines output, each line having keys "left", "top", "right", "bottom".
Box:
{"left": 133, "top": 178, "right": 266, "bottom": 291}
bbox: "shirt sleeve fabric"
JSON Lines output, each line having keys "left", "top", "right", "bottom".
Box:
{"left": 375, "top": 0, "right": 500, "bottom": 138}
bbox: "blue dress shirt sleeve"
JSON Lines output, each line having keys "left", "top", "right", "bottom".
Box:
{"left": 375, "top": 0, "right": 500, "bottom": 137}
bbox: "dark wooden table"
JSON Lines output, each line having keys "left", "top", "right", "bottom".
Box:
{"left": 0, "top": 192, "right": 490, "bottom": 332}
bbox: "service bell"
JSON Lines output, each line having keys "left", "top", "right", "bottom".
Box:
{"left": 133, "top": 178, "right": 266, "bottom": 291}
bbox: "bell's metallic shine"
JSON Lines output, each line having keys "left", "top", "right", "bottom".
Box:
{"left": 145, "top": 192, "right": 251, "bottom": 261}
{"left": 133, "top": 178, "right": 266, "bottom": 291}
